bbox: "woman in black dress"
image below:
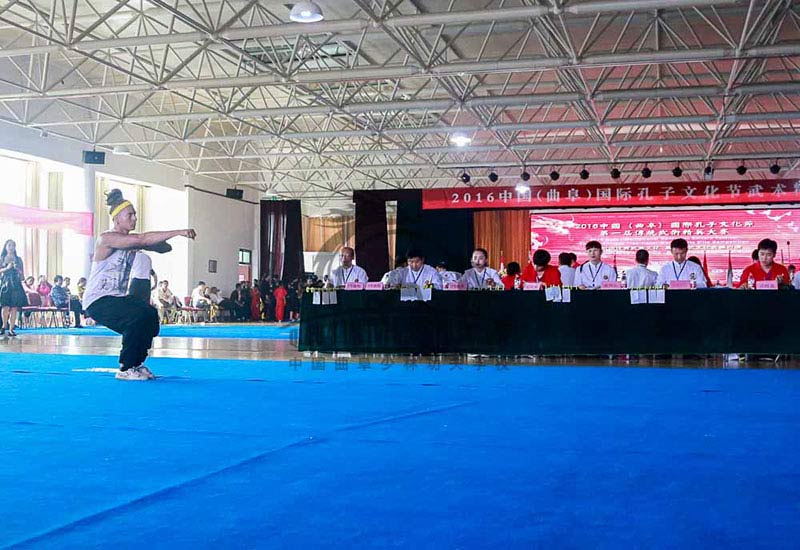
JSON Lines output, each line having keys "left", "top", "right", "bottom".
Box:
{"left": 0, "top": 239, "right": 28, "bottom": 336}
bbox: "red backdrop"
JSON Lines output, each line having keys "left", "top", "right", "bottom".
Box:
{"left": 530, "top": 207, "right": 800, "bottom": 283}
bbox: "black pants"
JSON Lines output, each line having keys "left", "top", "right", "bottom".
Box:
{"left": 87, "top": 296, "right": 160, "bottom": 370}
{"left": 68, "top": 298, "right": 83, "bottom": 327}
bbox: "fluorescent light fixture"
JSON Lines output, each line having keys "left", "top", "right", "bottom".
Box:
{"left": 289, "top": 1, "right": 324, "bottom": 23}
{"left": 113, "top": 145, "right": 131, "bottom": 155}
{"left": 449, "top": 134, "right": 472, "bottom": 147}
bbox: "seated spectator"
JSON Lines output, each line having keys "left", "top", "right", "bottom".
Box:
{"left": 37, "top": 275, "right": 53, "bottom": 306}
{"left": 155, "top": 280, "right": 182, "bottom": 322}
{"left": 739, "top": 238, "right": 790, "bottom": 288}
{"left": 76, "top": 277, "right": 87, "bottom": 301}
{"left": 522, "top": 249, "right": 562, "bottom": 287}
{"left": 191, "top": 281, "right": 212, "bottom": 309}
{"left": 501, "top": 262, "right": 522, "bottom": 290}
{"left": 50, "top": 274, "right": 83, "bottom": 328}
{"left": 23, "top": 275, "right": 36, "bottom": 295}
{"left": 229, "top": 283, "right": 249, "bottom": 321}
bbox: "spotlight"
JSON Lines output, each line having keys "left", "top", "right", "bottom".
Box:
{"left": 289, "top": 1, "right": 324, "bottom": 23}
{"left": 549, "top": 170, "right": 560, "bottom": 181}
{"left": 736, "top": 163, "right": 747, "bottom": 176}
{"left": 449, "top": 134, "right": 472, "bottom": 147}
{"left": 672, "top": 165, "right": 683, "bottom": 178}
{"left": 460, "top": 172, "right": 471, "bottom": 184}
{"left": 770, "top": 162, "right": 781, "bottom": 175}
{"left": 579, "top": 168, "right": 590, "bottom": 180}
{"left": 488, "top": 171, "right": 499, "bottom": 183}
{"left": 516, "top": 183, "right": 531, "bottom": 194}
{"left": 641, "top": 166, "right": 652, "bottom": 179}
{"left": 610, "top": 168, "right": 621, "bottom": 179}
{"left": 704, "top": 165, "right": 714, "bottom": 181}
{"left": 520, "top": 170, "right": 531, "bottom": 182}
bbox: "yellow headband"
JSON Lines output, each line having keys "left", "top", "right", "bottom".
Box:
{"left": 110, "top": 200, "right": 132, "bottom": 219}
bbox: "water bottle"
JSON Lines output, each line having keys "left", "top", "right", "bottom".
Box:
{"left": 748, "top": 273, "right": 755, "bottom": 289}
{"left": 621, "top": 271, "right": 627, "bottom": 288}
{"left": 690, "top": 272, "right": 696, "bottom": 290}
{"left": 514, "top": 274, "right": 521, "bottom": 289}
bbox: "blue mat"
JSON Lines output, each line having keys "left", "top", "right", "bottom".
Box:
{"left": 16, "top": 323, "right": 298, "bottom": 340}
{"left": 1, "top": 353, "right": 799, "bottom": 549}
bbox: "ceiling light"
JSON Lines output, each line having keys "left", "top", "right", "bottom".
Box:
{"left": 736, "top": 163, "right": 747, "bottom": 176}
{"left": 488, "top": 171, "right": 499, "bottom": 183}
{"left": 579, "top": 168, "right": 590, "bottom": 180}
{"left": 549, "top": 170, "right": 560, "bottom": 181}
{"left": 610, "top": 168, "right": 621, "bottom": 179}
{"left": 520, "top": 170, "right": 531, "bottom": 182}
{"left": 770, "top": 162, "right": 781, "bottom": 175}
{"left": 641, "top": 166, "right": 652, "bottom": 179}
{"left": 516, "top": 183, "right": 531, "bottom": 194}
{"left": 289, "top": 1, "right": 324, "bottom": 23}
{"left": 460, "top": 172, "right": 471, "bottom": 184}
{"left": 672, "top": 165, "right": 683, "bottom": 178}
{"left": 449, "top": 134, "right": 472, "bottom": 147}
{"left": 704, "top": 165, "right": 714, "bottom": 181}
{"left": 113, "top": 145, "right": 131, "bottom": 155}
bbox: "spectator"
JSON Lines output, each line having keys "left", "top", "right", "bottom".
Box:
{"left": 76, "top": 277, "right": 87, "bottom": 301}
{"left": 1, "top": 239, "right": 27, "bottom": 336}
{"left": 22, "top": 275, "right": 36, "bottom": 294}
{"left": 155, "top": 280, "right": 182, "bottom": 323}
{"left": 250, "top": 280, "right": 262, "bottom": 321}
{"left": 37, "top": 275, "right": 53, "bottom": 306}
{"left": 50, "top": 275, "right": 83, "bottom": 328}
{"left": 191, "top": 281, "right": 211, "bottom": 309}
{"left": 274, "top": 280, "right": 288, "bottom": 322}
{"left": 286, "top": 280, "right": 302, "bottom": 321}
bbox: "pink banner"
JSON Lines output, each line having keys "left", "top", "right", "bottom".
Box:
{"left": 423, "top": 179, "right": 800, "bottom": 210}
{"left": 0, "top": 203, "right": 93, "bottom": 236}
{"left": 530, "top": 207, "right": 800, "bottom": 284}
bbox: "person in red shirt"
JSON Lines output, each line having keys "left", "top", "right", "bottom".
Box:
{"left": 500, "top": 262, "right": 522, "bottom": 290}
{"left": 739, "top": 238, "right": 790, "bottom": 288}
{"left": 521, "top": 249, "right": 562, "bottom": 287}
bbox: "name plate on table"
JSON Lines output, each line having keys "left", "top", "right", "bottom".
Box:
{"left": 523, "top": 282, "right": 542, "bottom": 291}
{"left": 756, "top": 280, "right": 778, "bottom": 290}
{"left": 669, "top": 280, "right": 692, "bottom": 290}
{"left": 365, "top": 282, "right": 384, "bottom": 290}
{"left": 345, "top": 282, "right": 365, "bottom": 290}
{"left": 444, "top": 281, "right": 466, "bottom": 291}
{"left": 601, "top": 281, "right": 623, "bottom": 289}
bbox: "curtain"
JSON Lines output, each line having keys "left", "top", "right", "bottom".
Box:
{"left": 473, "top": 210, "right": 531, "bottom": 269}
{"left": 302, "top": 216, "right": 355, "bottom": 252}
{"left": 261, "top": 200, "right": 304, "bottom": 281}
{"left": 354, "top": 193, "right": 390, "bottom": 280}
{"left": 23, "top": 162, "right": 39, "bottom": 279}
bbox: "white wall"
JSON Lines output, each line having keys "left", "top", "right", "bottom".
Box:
{"left": 143, "top": 186, "right": 190, "bottom": 299}
{"left": 187, "top": 187, "right": 258, "bottom": 296}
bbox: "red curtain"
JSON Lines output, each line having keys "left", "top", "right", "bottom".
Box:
{"left": 473, "top": 210, "right": 530, "bottom": 268}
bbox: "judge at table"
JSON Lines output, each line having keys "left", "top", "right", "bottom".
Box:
{"left": 574, "top": 240, "right": 617, "bottom": 289}
{"left": 390, "top": 248, "right": 443, "bottom": 289}
{"left": 459, "top": 248, "right": 503, "bottom": 290}
{"left": 330, "top": 247, "right": 368, "bottom": 287}
{"left": 656, "top": 238, "right": 707, "bottom": 288}
{"left": 739, "top": 238, "right": 790, "bottom": 288}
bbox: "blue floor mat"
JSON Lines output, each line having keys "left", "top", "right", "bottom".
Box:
{"left": 15, "top": 323, "right": 298, "bottom": 340}
{"left": 1, "top": 353, "right": 799, "bottom": 549}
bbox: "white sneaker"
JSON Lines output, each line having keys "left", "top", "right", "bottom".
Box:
{"left": 115, "top": 366, "right": 155, "bottom": 381}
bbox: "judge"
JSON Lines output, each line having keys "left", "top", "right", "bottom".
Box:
{"left": 626, "top": 249, "right": 658, "bottom": 288}
{"left": 459, "top": 248, "right": 503, "bottom": 289}
{"left": 739, "top": 238, "right": 790, "bottom": 287}
{"left": 574, "top": 240, "right": 617, "bottom": 289}
{"left": 330, "top": 247, "right": 368, "bottom": 287}
{"left": 521, "top": 249, "right": 562, "bottom": 286}
{"left": 656, "top": 238, "right": 708, "bottom": 288}
{"left": 435, "top": 261, "right": 461, "bottom": 284}
{"left": 390, "top": 248, "right": 443, "bottom": 289}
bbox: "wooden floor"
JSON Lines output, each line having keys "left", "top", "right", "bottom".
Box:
{"left": 1, "top": 323, "right": 797, "bottom": 369}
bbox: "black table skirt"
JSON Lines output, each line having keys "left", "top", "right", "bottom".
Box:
{"left": 299, "top": 289, "right": 798, "bottom": 355}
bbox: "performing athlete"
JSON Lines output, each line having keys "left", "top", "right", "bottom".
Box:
{"left": 83, "top": 189, "right": 196, "bottom": 380}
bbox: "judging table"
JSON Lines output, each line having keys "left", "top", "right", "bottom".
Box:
{"left": 299, "top": 288, "right": 800, "bottom": 355}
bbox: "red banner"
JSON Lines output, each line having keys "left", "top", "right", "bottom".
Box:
{"left": 530, "top": 207, "right": 800, "bottom": 284}
{"left": 0, "top": 203, "right": 93, "bottom": 236}
{"left": 422, "top": 179, "right": 800, "bottom": 210}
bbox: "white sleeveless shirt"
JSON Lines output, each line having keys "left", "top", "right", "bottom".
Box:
{"left": 83, "top": 248, "right": 136, "bottom": 309}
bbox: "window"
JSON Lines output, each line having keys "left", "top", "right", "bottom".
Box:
{"left": 238, "top": 248, "right": 252, "bottom": 265}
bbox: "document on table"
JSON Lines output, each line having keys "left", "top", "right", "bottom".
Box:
{"left": 648, "top": 289, "right": 666, "bottom": 304}
{"left": 561, "top": 288, "right": 571, "bottom": 303}
{"left": 630, "top": 289, "right": 648, "bottom": 304}
{"left": 545, "top": 286, "right": 562, "bottom": 302}
{"left": 312, "top": 292, "right": 321, "bottom": 305}
{"left": 321, "top": 290, "right": 330, "bottom": 305}
{"left": 328, "top": 290, "right": 337, "bottom": 305}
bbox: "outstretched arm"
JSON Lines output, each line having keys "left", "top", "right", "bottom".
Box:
{"left": 100, "top": 229, "right": 195, "bottom": 250}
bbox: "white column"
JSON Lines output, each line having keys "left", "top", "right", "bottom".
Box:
{"left": 82, "top": 165, "right": 96, "bottom": 277}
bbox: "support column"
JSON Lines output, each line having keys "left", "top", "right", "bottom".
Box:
{"left": 82, "top": 165, "right": 96, "bottom": 278}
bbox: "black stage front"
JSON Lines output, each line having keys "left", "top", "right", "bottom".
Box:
{"left": 299, "top": 289, "right": 798, "bottom": 355}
